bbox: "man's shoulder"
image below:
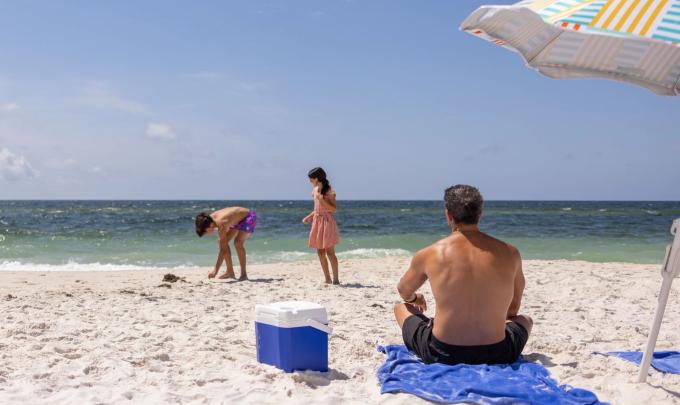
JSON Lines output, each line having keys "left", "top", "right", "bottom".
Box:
{"left": 413, "top": 238, "right": 452, "bottom": 265}
{"left": 481, "top": 233, "right": 520, "bottom": 255}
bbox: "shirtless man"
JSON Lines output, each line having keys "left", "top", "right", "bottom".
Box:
{"left": 394, "top": 185, "right": 532, "bottom": 365}
{"left": 195, "top": 207, "right": 257, "bottom": 280}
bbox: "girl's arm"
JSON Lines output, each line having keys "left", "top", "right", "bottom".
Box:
{"left": 320, "top": 192, "right": 337, "bottom": 213}
{"left": 302, "top": 212, "right": 314, "bottom": 224}
{"left": 303, "top": 190, "right": 317, "bottom": 223}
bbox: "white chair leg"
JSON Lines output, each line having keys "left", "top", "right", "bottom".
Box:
{"left": 638, "top": 274, "right": 674, "bottom": 383}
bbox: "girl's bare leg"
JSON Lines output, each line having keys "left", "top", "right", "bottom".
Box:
{"left": 234, "top": 231, "right": 251, "bottom": 280}
{"left": 317, "top": 249, "right": 332, "bottom": 284}
{"left": 326, "top": 246, "right": 339, "bottom": 284}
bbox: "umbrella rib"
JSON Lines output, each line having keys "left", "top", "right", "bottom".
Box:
{"left": 533, "top": 59, "right": 677, "bottom": 92}
{"left": 526, "top": 30, "right": 564, "bottom": 64}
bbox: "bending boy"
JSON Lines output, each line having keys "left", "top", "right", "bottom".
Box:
{"left": 195, "top": 207, "right": 257, "bottom": 280}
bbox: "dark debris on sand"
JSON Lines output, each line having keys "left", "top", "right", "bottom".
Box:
{"left": 162, "top": 273, "right": 186, "bottom": 283}
{"left": 5, "top": 294, "right": 16, "bottom": 300}
{"left": 157, "top": 283, "right": 172, "bottom": 289}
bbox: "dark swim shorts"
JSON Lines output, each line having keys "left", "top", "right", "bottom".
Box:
{"left": 402, "top": 314, "right": 529, "bottom": 365}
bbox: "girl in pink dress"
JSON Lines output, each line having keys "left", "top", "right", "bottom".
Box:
{"left": 302, "top": 167, "right": 340, "bottom": 284}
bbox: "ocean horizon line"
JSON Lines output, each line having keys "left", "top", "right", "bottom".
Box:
{"left": 1, "top": 198, "right": 680, "bottom": 203}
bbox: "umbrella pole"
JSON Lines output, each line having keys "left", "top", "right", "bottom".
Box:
{"left": 638, "top": 273, "right": 674, "bottom": 383}
{"left": 638, "top": 219, "right": 680, "bottom": 383}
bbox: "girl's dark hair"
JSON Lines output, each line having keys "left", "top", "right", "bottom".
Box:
{"left": 195, "top": 212, "right": 215, "bottom": 237}
{"left": 308, "top": 167, "right": 331, "bottom": 195}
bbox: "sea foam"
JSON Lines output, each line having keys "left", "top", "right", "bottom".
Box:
{"left": 0, "top": 260, "right": 200, "bottom": 272}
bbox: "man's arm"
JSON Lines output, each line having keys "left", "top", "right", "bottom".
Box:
{"left": 397, "top": 250, "right": 429, "bottom": 303}
{"left": 507, "top": 247, "right": 525, "bottom": 319}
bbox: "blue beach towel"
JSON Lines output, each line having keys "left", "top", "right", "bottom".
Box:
{"left": 377, "top": 345, "right": 607, "bottom": 405}
{"left": 595, "top": 351, "right": 680, "bottom": 374}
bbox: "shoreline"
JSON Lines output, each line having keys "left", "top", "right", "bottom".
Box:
{"left": 0, "top": 257, "right": 668, "bottom": 273}
{"left": 1, "top": 257, "right": 679, "bottom": 404}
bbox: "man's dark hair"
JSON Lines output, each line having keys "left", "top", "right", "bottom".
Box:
{"left": 195, "top": 212, "right": 215, "bottom": 237}
{"left": 444, "top": 185, "right": 484, "bottom": 225}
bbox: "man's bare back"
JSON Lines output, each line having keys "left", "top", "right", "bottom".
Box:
{"left": 394, "top": 185, "right": 531, "bottom": 365}
{"left": 416, "top": 230, "right": 522, "bottom": 345}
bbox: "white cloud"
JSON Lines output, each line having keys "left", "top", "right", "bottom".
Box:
{"left": 91, "top": 165, "right": 103, "bottom": 174}
{"left": 185, "top": 71, "right": 223, "bottom": 80}
{"left": 74, "top": 81, "right": 148, "bottom": 115}
{"left": 0, "top": 102, "right": 19, "bottom": 112}
{"left": 45, "top": 157, "right": 77, "bottom": 169}
{"left": 0, "top": 148, "right": 35, "bottom": 181}
{"left": 145, "top": 123, "right": 176, "bottom": 141}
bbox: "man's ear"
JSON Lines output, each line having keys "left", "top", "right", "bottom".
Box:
{"left": 445, "top": 209, "right": 454, "bottom": 225}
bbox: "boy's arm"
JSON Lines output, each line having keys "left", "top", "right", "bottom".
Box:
{"left": 212, "top": 230, "right": 230, "bottom": 273}
{"left": 507, "top": 247, "right": 525, "bottom": 319}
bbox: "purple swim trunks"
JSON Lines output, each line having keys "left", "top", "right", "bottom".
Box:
{"left": 231, "top": 209, "right": 257, "bottom": 233}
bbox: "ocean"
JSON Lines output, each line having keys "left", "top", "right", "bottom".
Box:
{"left": 0, "top": 200, "right": 678, "bottom": 271}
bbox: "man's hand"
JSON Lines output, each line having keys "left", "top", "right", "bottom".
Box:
{"left": 406, "top": 293, "right": 427, "bottom": 312}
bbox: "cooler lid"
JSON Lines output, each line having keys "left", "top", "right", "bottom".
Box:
{"left": 255, "top": 301, "right": 328, "bottom": 328}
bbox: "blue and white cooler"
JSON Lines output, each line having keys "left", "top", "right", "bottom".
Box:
{"left": 255, "top": 301, "right": 332, "bottom": 373}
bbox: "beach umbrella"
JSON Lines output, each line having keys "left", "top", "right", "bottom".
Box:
{"left": 460, "top": 0, "right": 680, "bottom": 95}
{"left": 460, "top": 0, "right": 680, "bottom": 383}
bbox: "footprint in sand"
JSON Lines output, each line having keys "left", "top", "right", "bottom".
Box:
{"left": 154, "top": 353, "right": 170, "bottom": 362}
{"left": 54, "top": 345, "right": 76, "bottom": 354}
{"left": 83, "top": 365, "right": 97, "bottom": 375}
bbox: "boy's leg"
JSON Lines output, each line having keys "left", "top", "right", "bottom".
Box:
{"left": 326, "top": 246, "right": 339, "bottom": 284}
{"left": 234, "top": 231, "right": 251, "bottom": 280}
{"left": 218, "top": 229, "right": 239, "bottom": 279}
{"left": 317, "top": 249, "right": 332, "bottom": 284}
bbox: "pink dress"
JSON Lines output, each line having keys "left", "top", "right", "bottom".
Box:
{"left": 308, "top": 188, "right": 340, "bottom": 249}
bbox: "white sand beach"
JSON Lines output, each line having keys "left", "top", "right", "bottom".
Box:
{"left": 1, "top": 258, "right": 679, "bottom": 404}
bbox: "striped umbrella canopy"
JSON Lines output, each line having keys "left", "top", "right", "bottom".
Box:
{"left": 460, "top": 0, "right": 680, "bottom": 95}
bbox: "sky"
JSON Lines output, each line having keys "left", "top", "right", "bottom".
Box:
{"left": 0, "top": 0, "right": 678, "bottom": 200}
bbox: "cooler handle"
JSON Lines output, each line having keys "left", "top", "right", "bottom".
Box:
{"left": 306, "top": 318, "right": 332, "bottom": 335}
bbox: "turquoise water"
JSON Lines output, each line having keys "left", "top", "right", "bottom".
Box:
{"left": 0, "top": 200, "right": 678, "bottom": 271}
